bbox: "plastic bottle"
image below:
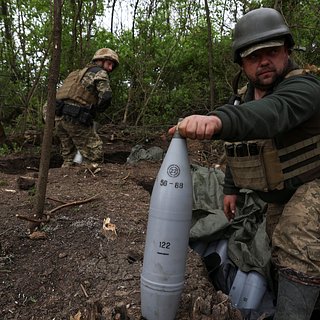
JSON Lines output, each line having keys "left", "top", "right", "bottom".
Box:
{"left": 140, "top": 124, "right": 193, "bottom": 320}
{"left": 73, "top": 150, "right": 83, "bottom": 164}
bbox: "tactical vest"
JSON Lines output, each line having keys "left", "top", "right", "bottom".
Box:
{"left": 56, "top": 66, "right": 98, "bottom": 107}
{"left": 225, "top": 69, "right": 320, "bottom": 192}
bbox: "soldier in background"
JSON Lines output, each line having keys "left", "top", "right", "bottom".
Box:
{"left": 54, "top": 48, "right": 119, "bottom": 168}
{"left": 170, "top": 8, "right": 320, "bottom": 320}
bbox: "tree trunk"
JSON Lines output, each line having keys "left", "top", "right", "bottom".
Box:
{"left": 111, "top": 0, "right": 117, "bottom": 34}
{"left": 0, "top": 121, "right": 13, "bottom": 149}
{"left": 204, "top": 0, "right": 215, "bottom": 108}
{"left": 30, "top": 0, "right": 62, "bottom": 232}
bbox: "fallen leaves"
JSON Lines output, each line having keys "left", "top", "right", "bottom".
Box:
{"left": 70, "top": 310, "right": 81, "bottom": 320}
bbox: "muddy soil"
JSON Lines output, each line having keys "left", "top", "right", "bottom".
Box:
{"left": 0, "top": 125, "right": 241, "bottom": 320}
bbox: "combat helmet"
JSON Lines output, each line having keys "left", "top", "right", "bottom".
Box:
{"left": 92, "top": 48, "right": 119, "bottom": 68}
{"left": 232, "top": 8, "right": 294, "bottom": 64}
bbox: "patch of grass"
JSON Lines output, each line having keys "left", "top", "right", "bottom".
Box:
{"left": 0, "top": 142, "right": 22, "bottom": 156}
{"left": 28, "top": 186, "right": 37, "bottom": 196}
{"left": 0, "top": 180, "right": 8, "bottom": 187}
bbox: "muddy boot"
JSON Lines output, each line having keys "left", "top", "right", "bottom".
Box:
{"left": 274, "top": 273, "right": 320, "bottom": 320}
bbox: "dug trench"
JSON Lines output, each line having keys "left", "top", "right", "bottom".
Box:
{"left": 0, "top": 126, "right": 241, "bottom": 320}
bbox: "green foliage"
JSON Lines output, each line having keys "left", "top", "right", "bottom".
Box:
{"left": 0, "top": 179, "right": 9, "bottom": 187}
{"left": 28, "top": 185, "right": 37, "bottom": 197}
{"left": 0, "top": 0, "right": 320, "bottom": 132}
{"left": 0, "top": 142, "right": 22, "bottom": 156}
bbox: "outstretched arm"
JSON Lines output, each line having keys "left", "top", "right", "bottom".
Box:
{"left": 168, "top": 115, "right": 222, "bottom": 140}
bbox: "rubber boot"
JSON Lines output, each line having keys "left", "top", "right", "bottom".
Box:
{"left": 274, "top": 273, "right": 320, "bottom": 320}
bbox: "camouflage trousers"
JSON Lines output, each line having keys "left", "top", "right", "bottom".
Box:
{"left": 266, "top": 180, "right": 320, "bottom": 285}
{"left": 55, "top": 116, "right": 103, "bottom": 165}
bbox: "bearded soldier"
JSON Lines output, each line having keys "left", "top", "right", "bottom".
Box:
{"left": 170, "top": 8, "right": 320, "bottom": 320}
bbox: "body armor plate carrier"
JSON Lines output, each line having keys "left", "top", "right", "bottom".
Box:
{"left": 225, "top": 69, "right": 320, "bottom": 192}
{"left": 225, "top": 136, "right": 320, "bottom": 192}
{"left": 56, "top": 67, "right": 98, "bottom": 107}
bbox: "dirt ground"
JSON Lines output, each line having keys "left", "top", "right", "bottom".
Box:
{"left": 0, "top": 124, "right": 241, "bottom": 320}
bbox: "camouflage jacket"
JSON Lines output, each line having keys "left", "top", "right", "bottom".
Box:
{"left": 58, "top": 63, "right": 112, "bottom": 113}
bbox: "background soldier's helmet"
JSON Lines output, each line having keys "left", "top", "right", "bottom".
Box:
{"left": 92, "top": 48, "right": 120, "bottom": 68}
{"left": 232, "top": 8, "right": 295, "bottom": 64}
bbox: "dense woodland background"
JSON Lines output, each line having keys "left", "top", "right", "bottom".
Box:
{"left": 1, "top": 0, "right": 320, "bottom": 148}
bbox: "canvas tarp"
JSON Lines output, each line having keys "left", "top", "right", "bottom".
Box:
{"left": 190, "top": 164, "right": 271, "bottom": 279}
